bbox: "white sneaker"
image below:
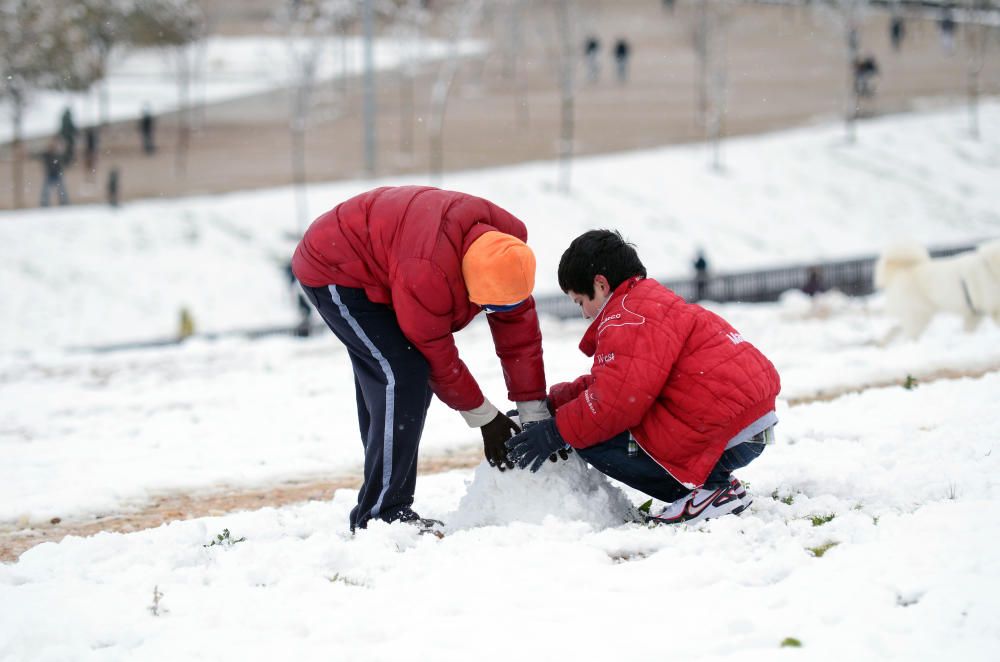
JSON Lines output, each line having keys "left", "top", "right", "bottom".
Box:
{"left": 647, "top": 477, "right": 751, "bottom": 525}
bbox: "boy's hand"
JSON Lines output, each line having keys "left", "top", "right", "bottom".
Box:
{"left": 505, "top": 419, "right": 568, "bottom": 473}
{"left": 481, "top": 412, "right": 520, "bottom": 471}
{"left": 507, "top": 408, "right": 569, "bottom": 464}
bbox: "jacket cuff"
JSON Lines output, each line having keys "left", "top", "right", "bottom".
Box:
{"left": 516, "top": 399, "right": 551, "bottom": 424}
{"left": 459, "top": 399, "right": 500, "bottom": 428}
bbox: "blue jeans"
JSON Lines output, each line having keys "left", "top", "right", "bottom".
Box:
{"left": 575, "top": 432, "right": 766, "bottom": 502}
{"left": 40, "top": 175, "right": 69, "bottom": 206}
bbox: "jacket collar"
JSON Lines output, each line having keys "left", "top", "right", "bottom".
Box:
{"left": 579, "top": 276, "right": 644, "bottom": 356}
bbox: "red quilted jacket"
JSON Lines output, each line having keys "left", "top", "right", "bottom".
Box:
{"left": 550, "top": 277, "right": 780, "bottom": 487}
{"left": 292, "top": 186, "right": 546, "bottom": 412}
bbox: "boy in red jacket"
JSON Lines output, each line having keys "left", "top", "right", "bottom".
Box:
{"left": 293, "top": 186, "right": 549, "bottom": 531}
{"left": 506, "top": 230, "right": 781, "bottom": 524}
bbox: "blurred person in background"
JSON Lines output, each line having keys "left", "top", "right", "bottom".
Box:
{"left": 890, "top": 14, "right": 905, "bottom": 51}
{"left": 36, "top": 137, "right": 70, "bottom": 207}
{"left": 693, "top": 248, "right": 709, "bottom": 302}
{"left": 613, "top": 37, "right": 631, "bottom": 83}
{"left": 584, "top": 35, "right": 601, "bottom": 82}
{"left": 107, "top": 167, "right": 120, "bottom": 208}
{"left": 139, "top": 105, "right": 156, "bottom": 155}
{"left": 83, "top": 126, "right": 99, "bottom": 180}
{"left": 59, "top": 107, "right": 77, "bottom": 165}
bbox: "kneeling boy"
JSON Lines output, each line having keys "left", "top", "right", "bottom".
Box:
{"left": 506, "top": 230, "right": 781, "bottom": 524}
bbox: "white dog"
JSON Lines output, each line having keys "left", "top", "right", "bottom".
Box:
{"left": 874, "top": 239, "right": 1000, "bottom": 338}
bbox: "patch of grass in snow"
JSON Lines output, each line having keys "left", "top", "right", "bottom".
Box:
{"left": 810, "top": 514, "right": 835, "bottom": 527}
{"left": 608, "top": 550, "right": 651, "bottom": 563}
{"left": 903, "top": 374, "right": 919, "bottom": 390}
{"left": 780, "top": 637, "right": 802, "bottom": 648}
{"left": 808, "top": 541, "right": 839, "bottom": 557}
{"left": 203, "top": 528, "right": 246, "bottom": 548}
{"left": 327, "top": 573, "right": 369, "bottom": 588}
{"left": 770, "top": 489, "right": 795, "bottom": 505}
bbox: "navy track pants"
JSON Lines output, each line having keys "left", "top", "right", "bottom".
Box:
{"left": 302, "top": 284, "right": 434, "bottom": 530}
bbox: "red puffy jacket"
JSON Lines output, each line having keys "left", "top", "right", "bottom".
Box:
{"left": 292, "top": 186, "right": 546, "bottom": 411}
{"left": 550, "top": 276, "right": 780, "bottom": 488}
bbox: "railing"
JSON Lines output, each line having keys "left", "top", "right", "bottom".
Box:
{"left": 74, "top": 242, "right": 981, "bottom": 352}
{"left": 534, "top": 242, "right": 979, "bottom": 316}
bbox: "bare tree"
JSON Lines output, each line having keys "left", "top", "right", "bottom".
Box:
{"left": 962, "top": 0, "right": 996, "bottom": 139}
{"left": 812, "top": 0, "right": 869, "bottom": 143}
{"left": 388, "top": 0, "right": 430, "bottom": 161}
{"left": 0, "top": 1, "right": 97, "bottom": 208}
{"left": 279, "top": 0, "right": 357, "bottom": 231}
{"left": 553, "top": 0, "right": 576, "bottom": 193}
{"left": 77, "top": 0, "right": 135, "bottom": 131}
{"left": 693, "top": 0, "right": 731, "bottom": 171}
{"left": 127, "top": 0, "right": 207, "bottom": 175}
{"left": 504, "top": 0, "right": 530, "bottom": 128}
{"left": 428, "top": 0, "right": 486, "bottom": 185}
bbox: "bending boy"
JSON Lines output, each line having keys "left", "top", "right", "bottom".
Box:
{"left": 507, "top": 230, "right": 780, "bottom": 524}
{"left": 293, "top": 186, "right": 549, "bottom": 531}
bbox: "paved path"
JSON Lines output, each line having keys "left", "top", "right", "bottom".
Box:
{"left": 1, "top": 1, "right": 994, "bottom": 210}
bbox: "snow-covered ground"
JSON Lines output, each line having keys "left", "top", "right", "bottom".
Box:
{"left": 0, "top": 34, "right": 479, "bottom": 143}
{"left": 2, "top": 294, "right": 999, "bottom": 527}
{"left": 1, "top": 310, "right": 998, "bottom": 659}
{"left": 1, "top": 104, "right": 999, "bottom": 660}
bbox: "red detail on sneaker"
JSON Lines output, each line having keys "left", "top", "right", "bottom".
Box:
{"left": 656, "top": 486, "right": 725, "bottom": 524}
{"left": 650, "top": 479, "right": 749, "bottom": 525}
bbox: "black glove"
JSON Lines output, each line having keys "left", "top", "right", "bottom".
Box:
{"left": 505, "top": 418, "right": 568, "bottom": 473}
{"left": 505, "top": 409, "right": 571, "bottom": 464}
{"left": 481, "top": 411, "right": 520, "bottom": 471}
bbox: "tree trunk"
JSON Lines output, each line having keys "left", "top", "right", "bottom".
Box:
{"left": 844, "top": 5, "right": 860, "bottom": 143}
{"left": 508, "top": 0, "right": 529, "bottom": 128}
{"left": 362, "top": 0, "right": 377, "bottom": 178}
{"left": 555, "top": 0, "right": 575, "bottom": 194}
{"left": 428, "top": 62, "right": 456, "bottom": 185}
{"left": 428, "top": 1, "right": 484, "bottom": 185}
{"left": 399, "top": 69, "right": 415, "bottom": 158}
{"left": 708, "top": 3, "right": 729, "bottom": 172}
{"left": 964, "top": 5, "right": 986, "bottom": 140}
{"left": 175, "top": 45, "right": 193, "bottom": 177}
{"left": 696, "top": 1, "right": 709, "bottom": 135}
{"left": 11, "top": 95, "right": 25, "bottom": 209}
{"left": 292, "top": 117, "right": 308, "bottom": 232}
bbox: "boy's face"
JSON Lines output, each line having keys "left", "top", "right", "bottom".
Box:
{"left": 567, "top": 275, "right": 611, "bottom": 320}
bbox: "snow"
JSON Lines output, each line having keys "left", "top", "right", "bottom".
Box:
{"left": 2, "top": 100, "right": 999, "bottom": 352}
{"left": 1, "top": 102, "right": 1000, "bottom": 660}
{"left": 0, "top": 34, "right": 481, "bottom": 143}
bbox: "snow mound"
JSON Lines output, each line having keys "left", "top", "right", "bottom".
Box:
{"left": 447, "top": 453, "right": 636, "bottom": 530}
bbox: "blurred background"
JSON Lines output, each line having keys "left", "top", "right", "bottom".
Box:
{"left": 2, "top": 0, "right": 998, "bottom": 212}
{"left": 0, "top": 0, "right": 998, "bottom": 348}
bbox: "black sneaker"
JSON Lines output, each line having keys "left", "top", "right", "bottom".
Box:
{"left": 392, "top": 507, "right": 445, "bottom": 536}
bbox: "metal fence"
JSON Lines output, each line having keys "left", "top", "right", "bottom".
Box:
{"left": 78, "top": 242, "right": 981, "bottom": 352}
{"left": 533, "top": 242, "right": 978, "bottom": 318}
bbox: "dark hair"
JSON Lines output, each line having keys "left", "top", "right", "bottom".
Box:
{"left": 557, "top": 229, "right": 647, "bottom": 297}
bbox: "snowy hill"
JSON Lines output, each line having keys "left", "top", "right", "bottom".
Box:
{"left": 1, "top": 105, "right": 1000, "bottom": 660}
{"left": 1, "top": 102, "right": 998, "bottom": 352}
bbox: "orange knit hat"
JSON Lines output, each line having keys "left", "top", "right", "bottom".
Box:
{"left": 462, "top": 231, "right": 536, "bottom": 305}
